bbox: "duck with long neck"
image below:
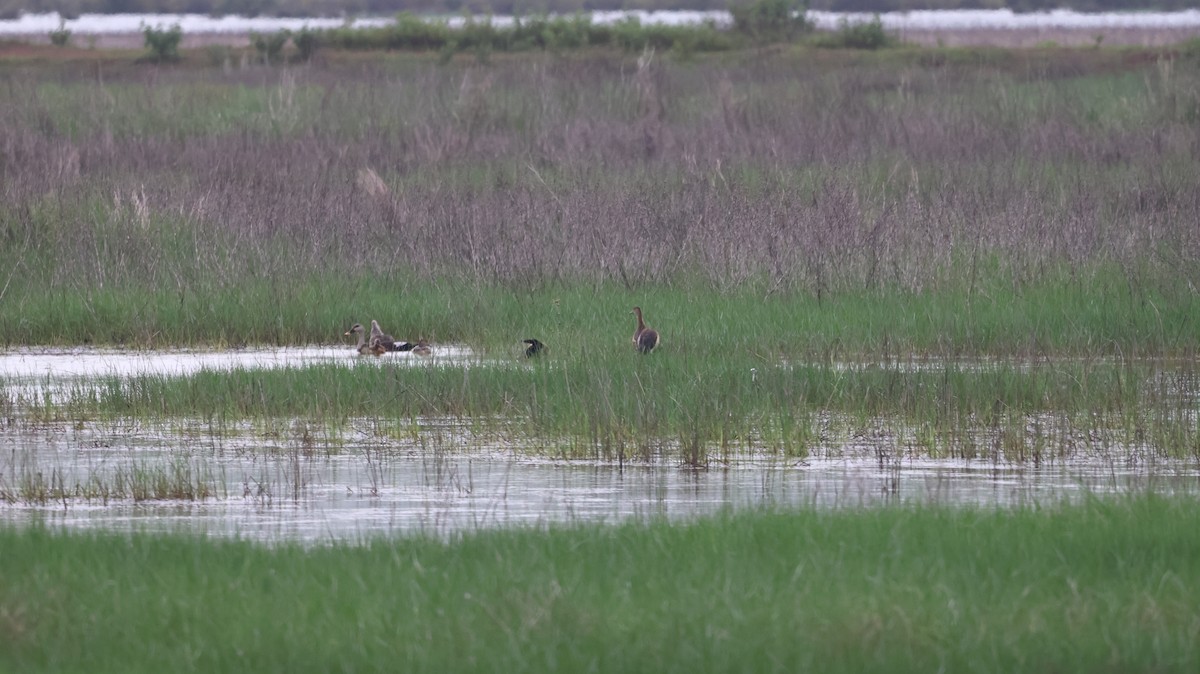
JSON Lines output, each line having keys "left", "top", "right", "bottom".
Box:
{"left": 370, "top": 320, "right": 414, "bottom": 352}
{"left": 631, "top": 306, "right": 659, "bottom": 354}
{"left": 345, "top": 323, "right": 386, "bottom": 356}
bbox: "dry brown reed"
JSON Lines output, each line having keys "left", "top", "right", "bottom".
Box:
{"left": 1, "top": 48, "right": 1197, "bottom": 294}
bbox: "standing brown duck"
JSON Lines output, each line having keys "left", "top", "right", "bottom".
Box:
{"left": 345, "top": 323, "right": 387, "bottom": 356}
{"left": 631, "top": 306, "right": 659, "bottom": 354}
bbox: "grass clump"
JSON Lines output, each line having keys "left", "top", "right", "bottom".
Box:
{"left": 1, "top": 496, "right": 1198, "bottom": 673}
{"left": 293, "top": 27, "right": 319, "bottom": 62}
{"left": 0, "top": 459, "right": 223, "bottom": 505}
{"left": 818, "top": 15, "right": 894, "bottom": 50}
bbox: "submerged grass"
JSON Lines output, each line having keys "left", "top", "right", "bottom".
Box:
{"left": 18, "top": 351, "right": 1199, "bottom": 463}
{"left": 0, "top": 458, "right": 223, "bottom": 505}
{"left": 2, "top": 496, "right": 1199, "bottom": 673}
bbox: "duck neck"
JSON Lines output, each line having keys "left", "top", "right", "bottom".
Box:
{"left": 634, "top": 308, "right": 646, "bottom": 331}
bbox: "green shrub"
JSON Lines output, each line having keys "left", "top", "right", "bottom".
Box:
{"left": 604, "top": 17, "right": 732, "bottom": 54}
{"left": 49, "top": 20, "right": 71, "bottom": 47}
{"left": 252, "top": 30, "right": 290, "bottom": 65}
{"left": 313, "top": 9, "right": 767, "bottom": 55}
{"left": 730, "top": 0, "right": 812, "bottom": 42}
{"left": 510, "top": 14, "right": 594, "bottom": 52}
{"left": 322, "top": 13, "right": 455, "bottom": 52}
{"left": 386, "top": 12, "right": 452, "bottom": 51}
{"left": 456, "top": 14, "right": 498, "bottom": 63}
{"left": 142, "top": 23, "right": 183, "bottom": 62}
{"left": 822, "top": 16, "right": 892, "bottom": 50}
{"left": 293, "top": 27, "right": 319, "bottom": 62}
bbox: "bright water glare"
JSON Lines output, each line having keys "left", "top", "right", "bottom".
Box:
{"left": 0, "top": 345, "right": 477, "bottom": 402}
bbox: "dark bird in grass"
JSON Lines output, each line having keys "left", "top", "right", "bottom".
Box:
{"left": 344, "top": 323, "right": 387, "bottom": 357}
{"left": 369, "top": 319, "right": 415, "bottom": 352}
{"left": 631, "top": 306, "right": 659, "bottom": 354}
{"left": 523, "top": 338, "right": 546, "bottom": 358}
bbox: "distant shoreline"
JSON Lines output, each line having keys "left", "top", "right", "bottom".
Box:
{"left": 3, "top": 10, "right": 1200, "bottom": 48}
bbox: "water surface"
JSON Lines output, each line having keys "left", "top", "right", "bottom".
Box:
{"left": 2, "top": 413, "right": 1197, "bottom": 543}
{"left": 0, "top": 344, "right": 476, "bottom": 401}
{"left": 0, "top": 344, "right": 473, "bottom": 380}
{"left": 3, "top": 347, "right": 1197, "bottom": 543}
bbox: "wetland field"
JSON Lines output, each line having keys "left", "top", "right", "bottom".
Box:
{"left": 2, "top": 27, "right": 1200, "bottom": 671}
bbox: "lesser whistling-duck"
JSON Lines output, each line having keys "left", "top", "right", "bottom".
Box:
{"left": 523, "top": 339, "right": 546, "bottom": 358}
{"left": 345, "top": 323, "right": 387, "bottom": 356}
{"left": 631, "top": 306, "right": 659, "bottom": 354}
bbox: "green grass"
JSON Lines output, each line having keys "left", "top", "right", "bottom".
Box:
{"left": 2, "top": 496, "right": 1199, "bottom": 673}
{"left": 3, "top": 263, "right": 1198, "bottom": 355}
{"left": 25, "top": 81, "right": 327, "bottom": 140}
{"left": 2, "top": 47, "right": 1198, "bottom": 356}
{"left": 2, "top": 45, "right": 1198, "bottom": 462}
{"left": 10, "top": 295, "right": 1197, "bottom": 463}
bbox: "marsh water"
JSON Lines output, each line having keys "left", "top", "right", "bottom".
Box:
{"left": 3, "top": 348, "right": 1199, "bottom": 542}
{"left": 0, "top": 344, "right": 477, "bottom": 378}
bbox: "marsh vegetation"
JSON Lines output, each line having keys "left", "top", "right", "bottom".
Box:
{"left": 2, "top": 40, "right": 1199, "bottom": 465}
{"left": 2, "top": 46, "right": 1197, "bottom": 341}
{"left": 1, "top": 28, "right": 1198, "bottom": 674}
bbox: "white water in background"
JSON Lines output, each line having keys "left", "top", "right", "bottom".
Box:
{"left": 2, "top": 9, "right": 1200, "bottom": 35}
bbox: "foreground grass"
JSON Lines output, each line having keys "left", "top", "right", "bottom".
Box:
{"left": 2, "top": 496, "right": 1199, "bottom": 673}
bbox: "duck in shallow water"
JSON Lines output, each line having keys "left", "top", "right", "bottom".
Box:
{"left": 411, "top": 339, "right": 433, "bottom": 357}
{"left": 344, "top": 323, "right": 386, "bottom": 356}
{"left": 370, "top": 319, "right": 415, "bottom": 352}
